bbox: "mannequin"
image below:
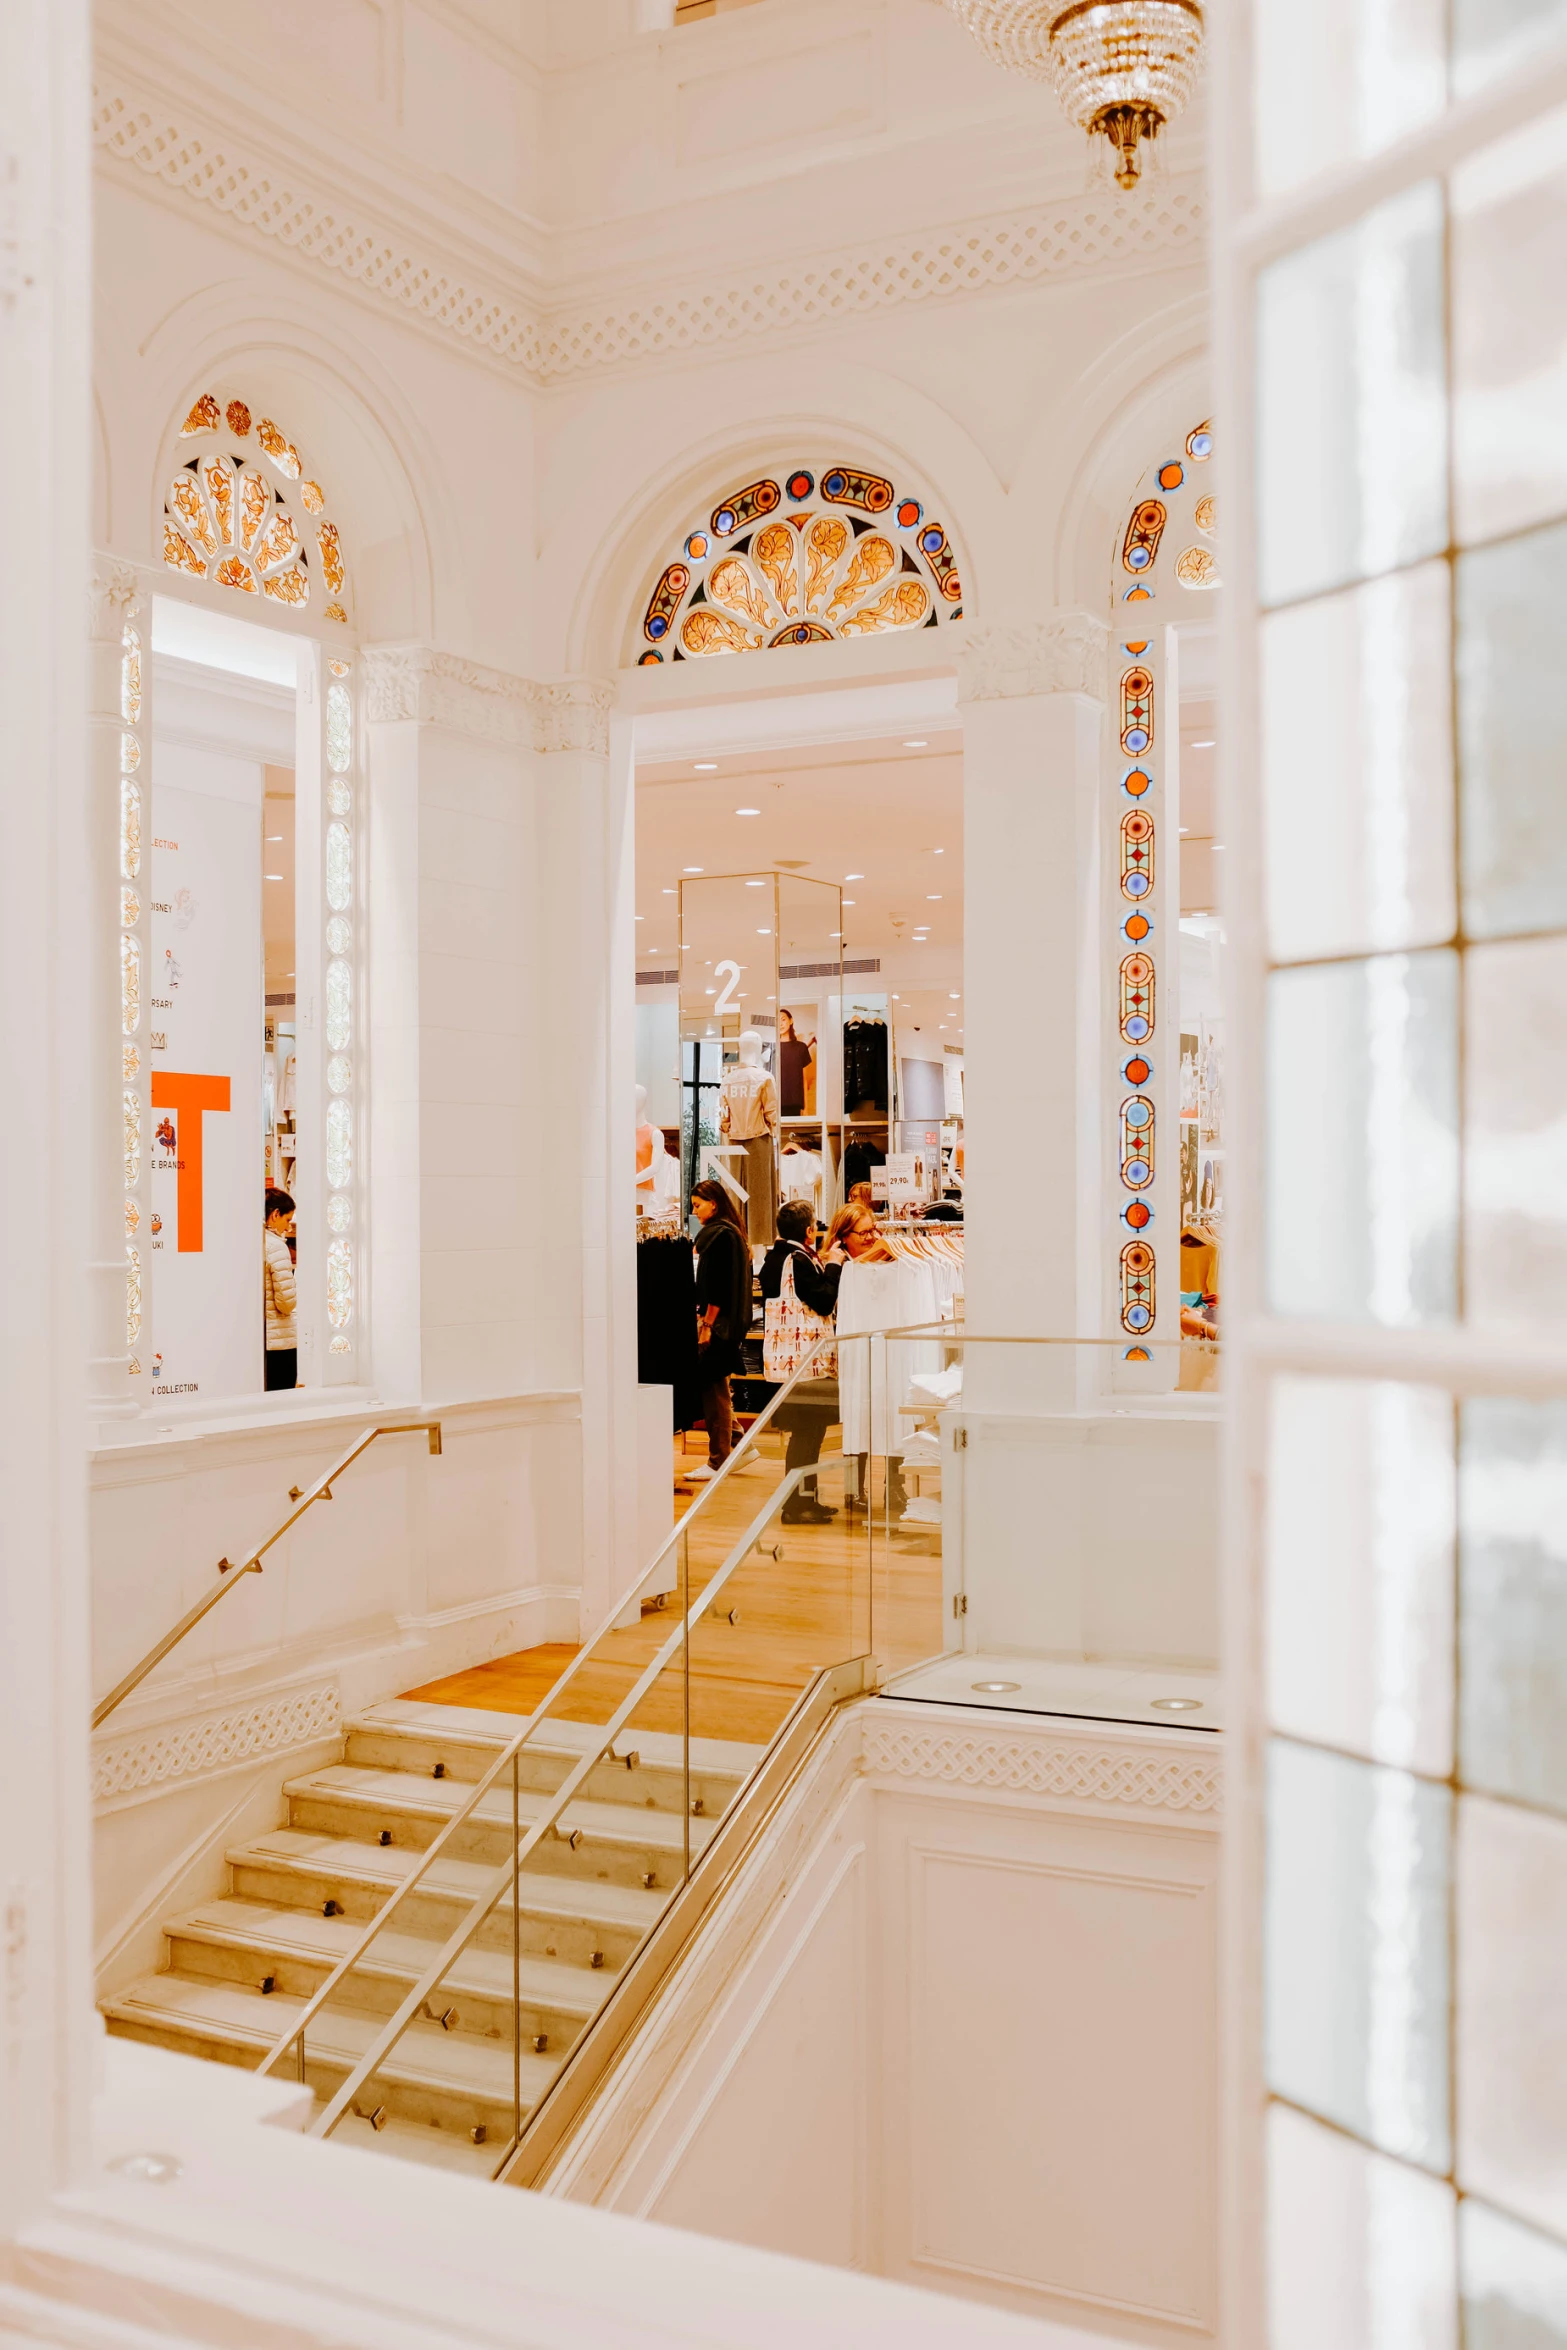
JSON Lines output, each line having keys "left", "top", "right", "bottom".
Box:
{"left": 634, "top": 1083, "right": 680, "bottom": 1224}
{"left": 719, "top": 1031, "right": 779, "bottom": 1245}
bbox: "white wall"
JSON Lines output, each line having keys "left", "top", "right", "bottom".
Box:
{"left": 552, "top": 1699, "right": 1222, "bottom": 2347}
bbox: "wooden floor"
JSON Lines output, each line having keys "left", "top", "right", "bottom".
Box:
{"left": 406, "top": 1430, "right": 945, "bottom": 1747}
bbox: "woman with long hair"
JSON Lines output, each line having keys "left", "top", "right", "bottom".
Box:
{"left": 688, "top": 1177, "right": 752, "bottom": 1480}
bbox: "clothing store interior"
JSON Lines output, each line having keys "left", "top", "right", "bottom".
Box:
{"left": 627, "top": 646, "right": 1223, "bottom": 1729}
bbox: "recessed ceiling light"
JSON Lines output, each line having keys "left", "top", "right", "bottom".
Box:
{"left": 694, "top": 761, "right": 719, "bottom": 772}
{"left": 757, "top": 927, "right": 771, "bottom": 935}
{"left": 684, "top": 866, "right": 704, "bottom": 874}
{"left": 704, "top": 987, "right": 715, "bottom": 996}
{"left": 1213, "top": 844, "right": 1227, "bottom": 852}
{"left": 1150, "top": 1696, "right": 1205, "bottom": 1713}
{"left": 745, "top": 879, "right": 765, "bottom": 888}
{"left": 845, "top": 873, "right": 864, "bottom": 881}
{"left": 662, "top": 887, "right": 676, "bottom": 894}
{"left": 926, "top": 894, "right": 942, "bottom": 901}
{"left": 972, "top": 1679, "right": 1021, "bottom": 1694}
{"left": 735, "top": 807, "right": 760, "bottom": 816}
{"left": 1191, "top": 738, "right": 1215, "bottom": 749}
{"left": 1179, "top": 826, "right": 1190, "bottom": 835}
{"left": 949, "top": 992, "right": 960, "bottom": 1001}
{"left": 265, "top": 873, "right": 284, "bottom": 881}
{"left": 830, "top": 930, "right": 842, "bottom": 938}
{"left": 266, "top": 834, "right": 284, "bottom": 843}
{"left": 932, "top": 847, "right": 944, "bottom": 856}
{"left": 903, "top": 738, "right": 928, "bottom": 748}
{"left": 634, "top": 914, "right": 645, "bottom": 920}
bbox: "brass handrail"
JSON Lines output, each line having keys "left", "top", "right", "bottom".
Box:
{"left": 254, "top": 1328, "right": 841, "bottom": 2094}
{"left": 90, "top": 1421, "right": 444, "bottom": 1731}
{"left": 305, "top": 1461, "right": 821, "bottom": 2146}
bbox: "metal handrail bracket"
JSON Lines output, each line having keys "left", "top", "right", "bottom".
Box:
{"left": 91, "top": 1420, "right": 443, "bottom": 1731}
{"left": 495, "top": 1653, "right": 877, "bottom": 2187}
{"left": 300, "top": 1461, "right": 825, "bottom": 2138}
{"left": 254, "top": 1328, "right": 842, "bottom": 2086}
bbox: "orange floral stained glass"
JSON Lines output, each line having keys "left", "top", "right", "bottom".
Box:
{"left": 163, "top": 521, "right": 204, "bottom": 576}
{"left": 302, "top": 481, "right": 325, "bottom": 514}
{"left": 170, "top": 472, "right": 217, "bottom": 557}
{"left": 216, "top": 556, "right": 257, "bottom": 593}
{"left": 240, "top": 469, "right": 271, "bottom": 551}
{"left": 180, "top": 393, "right": 220, "bottom": 436}
{"left": 204, "top": 458, "right": 235, "bottom": 546}
{"left": 257, "top": 418, "right": 301, "bottom": 478}
{"left": 262, "top": 568, "right": 308, "bottom": 607}
{"left": 225, "top": 399, "right": 252, "bottom": 435}
{"left": 317, "top": 522, "right": 345, "bottom": 596}
{"left": 261, "top": 511, "right": 299, "bottom": 569}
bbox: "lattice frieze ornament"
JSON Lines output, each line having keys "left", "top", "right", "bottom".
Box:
{"left": 946, "top": 0, "right": 1204, "bottom": 190}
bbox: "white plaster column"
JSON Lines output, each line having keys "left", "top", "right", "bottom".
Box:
{"left": 0, "top": 0, "right": 97, "bottom": 2230}
{"left": 957, "top": 616, "right": 1108, "bottom": 1365}
{"left": 535, "top": 685, "right": 636, "bottom": 1639}
{"left": 87, "top": 561, "right": 147, "bottom": 1420}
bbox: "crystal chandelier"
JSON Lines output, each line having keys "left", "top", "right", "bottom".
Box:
{"left": 946, "top": 0, "right": 1205, "bottom": 190}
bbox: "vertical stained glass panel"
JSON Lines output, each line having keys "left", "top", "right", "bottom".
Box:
{"left": 326, "top": 1238, "right": 353, "bottom": 1330}
{"left": 325, "top": 821, "right": 351, "bottom": 913}
{"left": 1256, "top": 183, "right": 1448, "bottom": 608}
{"left": 120, "top": 933, "right": 141, "bottom": 1036}
{"left": 326, "top": 1098, "right": 352, "bottom": 1191}
{"left": 120, "top": 778, "right": 141, "bottom": 881}
{"left": 123, "top": 1090, "right": 141, "bottom": 1188}
{"left": 325, "top": 959, "right": 351, "bottom": 1053}
{"left": 326, "top": 681, "right": 351, "bottom": 773}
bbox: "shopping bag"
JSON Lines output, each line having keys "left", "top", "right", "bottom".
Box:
{"left": 763, "top": 1254, "right": 837, "bottom": 1381}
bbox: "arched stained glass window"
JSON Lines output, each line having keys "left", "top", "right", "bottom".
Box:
{"left": 163, "top": 392, "right": 352, "bottom": 623}
{"left": 639, "top": 461, "right": 964, "bottom": 661}
{"left": 1106, "top": 419, "right": 1220, "bottom": 1360}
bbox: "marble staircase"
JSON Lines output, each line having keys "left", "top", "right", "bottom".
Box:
{"left": 102, "top": 1698, "right": 762, "bottom": 2177}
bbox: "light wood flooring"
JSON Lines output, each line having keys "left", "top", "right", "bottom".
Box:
{"left": 406, "top": 1431, "right": 945, "bottom": 1747}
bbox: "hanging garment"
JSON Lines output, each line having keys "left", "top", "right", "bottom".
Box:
{"left": 779, "top": 1147, "right": 823, "bottom": 1217}
{"left": 636, "top": 1234, "right": 701, "bottom": 1428}
{"left": 843, "top": 1017, "right": 889, "bottom": 1116}
{"left": 842, "top": 1137, "right": 886, "bottom": 1195}
{"left": 834, "top": 1260, "right": 944, "bottom": 1455}
{"left": 719, "top": 1064, "right": 778, "bottom": 1142}
{"left": 738, "top": 1133, "right": 777, "bottom": 1245}
{"left": 777, "top": 1035, "right": 812, "bottom": 1117}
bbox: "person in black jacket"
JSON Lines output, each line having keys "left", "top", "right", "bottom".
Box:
{"left": 760, "top": 1202, "right": 842, "bottom": 1525}
{"left": 690, "top": 1178, "right": 753, "bottom": 1479}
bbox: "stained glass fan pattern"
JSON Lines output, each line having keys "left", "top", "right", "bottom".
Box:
{"left": 640, "top": 464, "right": 963, "bottom": 660}
{"left": 164, "top": 392, "right": 352, "bottom": 623}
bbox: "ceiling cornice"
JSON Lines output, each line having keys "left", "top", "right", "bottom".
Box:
{"left": 94, "top": 74, "right": 1205, "bottom": 389}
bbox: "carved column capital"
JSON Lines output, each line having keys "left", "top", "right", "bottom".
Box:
{"left": 362, "top": 647, "right": 614, "bottom": 756}
{"left": 530, "top": 679, "right": 614, "bottom": 758}
{"left": 89, "top": 557, "right": 143, "bottom": 644}
{"left": 954, "top": 612, "right": 1109, "bottom": 704}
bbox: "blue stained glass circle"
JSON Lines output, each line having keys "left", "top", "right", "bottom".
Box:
{"left": 1124, "top": 870, "right": 1150, "bottom": 897}
{"left": 1127, "top": 546, "right": 1152, "bottom": 570}
{"left": 1125, "top": 727, "right": 1150, "bottom": 753}
{"left": 1125, "top": 1304, "right": 1153, "bottom": 1332}
{"left": 1190, "top": 430, "right": 1213, "bottom": 458}
{"left": 1124, "top": 1099, "right": 1152, "bottom": 1129}
{"left": 920, "top": 527, "right": 944, "bottom": 554}
{"left": 823, "top": 472, "right": 847, "bottom": 498}
{"left": 715, "top": 509, "right": 736, "bottom": 534}
{"left": 1123, "top": 1158, "right": 1151, "bottom": 1187}
{"left": 1124, "top": 1014, "right": 1150, "bottom": 1041}
{"left": 647, "top": 614, "right": 668, "bottom": 639}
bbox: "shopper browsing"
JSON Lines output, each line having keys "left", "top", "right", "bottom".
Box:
{"left": 263, "top": 1188, "right": 298, "bottom": 1392}
{"left": 689, "top": 1178, "right": 752, "bottom": 1480}
{"left": 760, "top": 1201, "right": 841, "bottom": 1525}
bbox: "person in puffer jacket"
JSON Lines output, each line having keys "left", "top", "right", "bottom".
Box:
{"left": 263, "top": 1188, "right": 298, "bottom": 1391}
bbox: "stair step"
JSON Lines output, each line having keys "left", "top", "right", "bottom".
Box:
{"left": 228, "top": 1829, "right": 663, "bottom": 1968}
{"left": 283, "top": 1763, "right": 719, "bottom": 1890}
{"left": 103, "top": 1972, "right": 555, "bottom": 2141}
{"left": 343, "top": 1718, "right": 752, "bottom": 1815}
{"left": 167, "top": 1897, "right": 610, "bottom": 2044}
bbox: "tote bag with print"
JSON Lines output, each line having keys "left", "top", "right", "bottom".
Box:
{"left": 763, "top": 1252, "right": 837, "bottom": 1381}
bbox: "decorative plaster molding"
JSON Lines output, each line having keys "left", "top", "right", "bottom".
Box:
{"left": 93, "top": 1679, "right": 340, "bottom": 1805}
{"left": 92, "top": 82, "right": 1203, "bottom": 385}
{"left": 860, "top": 1712, "right": 1221, "bottom": 1815}
{"left": 954, "top": 613, "right": 1110, "bottom": 703}
{"left": 89, "top": 557, "right": 143, "bottom": 643}
{"left": 362, "top": 647, "right": 613, "bottom": 755}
